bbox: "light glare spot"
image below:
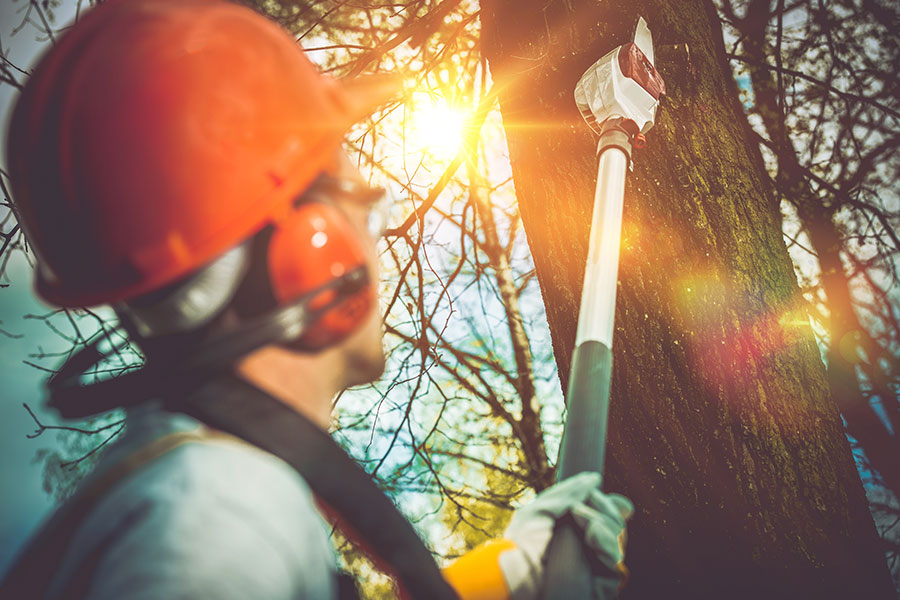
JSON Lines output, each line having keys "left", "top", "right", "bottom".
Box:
{"left": 408, "top": 93, "right": 466, "bottom": 161}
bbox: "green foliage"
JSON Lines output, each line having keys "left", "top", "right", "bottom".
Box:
{"left": 333, "top": 529, "right": 399, "bottom": 600}
{"left": 439, "top": 450, "right": 518, "bottom": 556}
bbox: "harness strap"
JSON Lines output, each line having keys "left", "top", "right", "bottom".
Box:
{"left": 2, "top": 375, "right": 459, "bottom": 600}
{"left": 172, "top": 375, "right": 459, "bottom": 600}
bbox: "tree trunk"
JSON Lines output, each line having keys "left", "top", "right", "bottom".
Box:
{"left": 480, "top": 0, "right": 894, "bottom": 598}
{"left": 736, "top": 0, "right": 900, "bottom": 502}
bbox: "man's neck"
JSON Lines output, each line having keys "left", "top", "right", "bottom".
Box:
{"left": 234, "top": 345, "right": 343, "bottom": 429}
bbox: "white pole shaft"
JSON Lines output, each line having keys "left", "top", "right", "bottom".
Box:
{"left": 574, "top": 147, "right": 628, "bottom": 347}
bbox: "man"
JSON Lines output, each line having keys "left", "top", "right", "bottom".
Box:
{"left": 1, "top": 0, "right": 633, "bottom": 598}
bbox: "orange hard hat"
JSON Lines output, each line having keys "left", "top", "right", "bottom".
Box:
{"left": 7, "top": 0, "right": 397, "bottom": 307}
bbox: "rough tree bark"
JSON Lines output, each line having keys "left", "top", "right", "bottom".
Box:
{"left": 735, "top": 0, "right": 900, "bottom": 502}
{"left": 480, "top": 0, "right": 894, "bottom": 598}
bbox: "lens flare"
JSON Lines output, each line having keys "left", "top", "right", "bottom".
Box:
{"left": 407, "top": 93, "right": 466, "bottom": 161}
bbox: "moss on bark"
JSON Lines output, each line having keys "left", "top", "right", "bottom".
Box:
{"left": 481, "top": 0, "right": 893, "bottom": 597}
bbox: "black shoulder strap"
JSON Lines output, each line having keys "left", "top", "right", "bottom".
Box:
{"left": 336, "top": 573, "right": 363, "bottom": 600}
{"left": 1, "top": 376, "right": 459, "bottom": 600}
{"left": 172, "top": 375, "right": 459, "bottom": 600}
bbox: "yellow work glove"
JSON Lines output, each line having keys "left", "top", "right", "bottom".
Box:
{"left": 443, "top": 472, "right": 633, "bottom": 600}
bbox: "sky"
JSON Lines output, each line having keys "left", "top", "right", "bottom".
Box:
{"left": 0, "top": 254, "right": 71, "bottom": 577}
{"left": 0, "top": 0, "right": 82, "bottom": 577}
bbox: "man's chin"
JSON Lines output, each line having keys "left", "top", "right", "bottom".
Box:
{"left": 344, "top": 346, "right": 386, "bottom": 388}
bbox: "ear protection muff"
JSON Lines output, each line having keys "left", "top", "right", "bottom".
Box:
{"left": 267, "top": 198, "right": 375, "bottom": 351}
{"left": 45, "top": 179, "right": 379, "bottom": 419}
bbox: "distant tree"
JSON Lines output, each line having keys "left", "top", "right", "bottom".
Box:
{"left": 722, "top": 0, "right": 900, "bottom": 586}
{"left": 721, "top": 1, "right": 900, "bottom": 572}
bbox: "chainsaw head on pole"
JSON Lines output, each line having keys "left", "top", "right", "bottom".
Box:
{"left": 574, "top": 17, "right": 666, "bottom": 135}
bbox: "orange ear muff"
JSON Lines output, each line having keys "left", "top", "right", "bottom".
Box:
{"left": 267, "top": 201, "right": 374, "bottom": 350}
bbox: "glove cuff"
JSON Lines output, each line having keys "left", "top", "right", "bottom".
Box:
{"left": 442, "top": 539, "right": 517, "bottom": 600}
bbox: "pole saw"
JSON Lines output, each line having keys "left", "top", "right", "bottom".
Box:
{"left": 540, "top": 17, "right": 665, "bottom": 599}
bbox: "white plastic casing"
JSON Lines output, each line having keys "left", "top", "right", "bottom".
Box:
{"left": 574, "top": 46, "right": 659, "bottom": 134}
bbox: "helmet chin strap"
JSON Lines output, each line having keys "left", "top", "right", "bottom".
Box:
{"left": 47, "top": 266, "right": 369, "bottom": 420}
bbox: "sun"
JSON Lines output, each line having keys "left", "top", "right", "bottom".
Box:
{"left": 407, "top": 93, "right": 467, "bottom": 161}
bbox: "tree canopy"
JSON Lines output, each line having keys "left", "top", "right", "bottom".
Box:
{"left": 1, "top": 0, "right": 898, "bottom": 597}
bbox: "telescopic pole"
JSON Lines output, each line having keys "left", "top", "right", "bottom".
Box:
{"left": 539, "top": 16, "right": 665, "bottom": 599}
{"left": 539, "top": 123, "right": 634, "bottom": 600}
{"left": 556, "top": 127, "right": 630, "bottom": 481}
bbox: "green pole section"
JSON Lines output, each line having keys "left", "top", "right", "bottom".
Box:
{"left": 556, "top": 340, "right": 613, "bottom": 480}
{"left": 539, "top": 341, "right": 613, "bottom": 599}
{"left": 539, "top": 135, "right": 632, "bottom": 600}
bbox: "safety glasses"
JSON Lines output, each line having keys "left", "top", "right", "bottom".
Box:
{"left": 303, "top": 173, "right": 394, "bottom": 240}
